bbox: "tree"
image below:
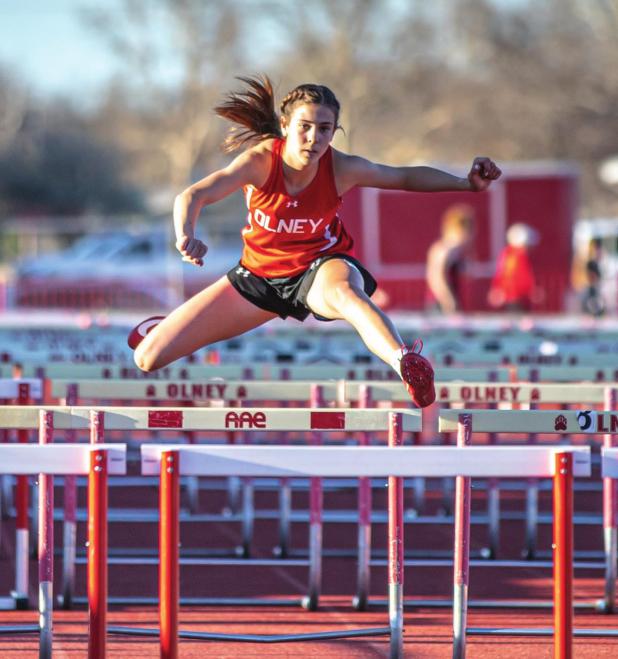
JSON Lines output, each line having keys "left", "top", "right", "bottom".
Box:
{"left": 0, "top": 102, "right": 143, "bottom": 215}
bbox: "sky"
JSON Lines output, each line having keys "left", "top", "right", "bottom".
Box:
{"left": 0, "top": 0, "right": 530, "bottom": 106}
{"left": 0, "top": 0, "right": 125, "bottom": 102}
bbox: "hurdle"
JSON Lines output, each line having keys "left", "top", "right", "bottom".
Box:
{"left": 0, "top": 430, "right": 126, "bottom": 659}
{"left": 91, "top": 406, "right": 421, "bottom": 658}
{"left": 48, "top": 380, "right": 348, "bottom": 607}
{"left": 439, "top": 409, "right": 618, "bottom": 647}
{"left": 106, "top": 438, "right": 591, "bottom": 657}
{"left": 46, "top": 377, "right": 615, "bottom": 612}
{"left": 434, "top": 380, "right": 618, "bottom": 564}
{"left": 3, "top": 404, "right": 419, "bottom": 615}
{"left": 0, "top": 378, "right": 42, "bottom": 611}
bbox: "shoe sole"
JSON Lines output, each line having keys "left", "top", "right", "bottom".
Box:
{"left": 400, "top": 353, "right": 436, "bottom": 408}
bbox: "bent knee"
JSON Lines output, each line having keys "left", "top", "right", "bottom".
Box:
{"left": 134, "top": 342, "right": 163, "bottom": 373}
{"left": 328, "top": 280, "right": 366, "bottom": 307}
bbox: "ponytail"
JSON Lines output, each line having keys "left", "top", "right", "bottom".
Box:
{"left": 214, "top": 75, "right": 281, "bottom": 153}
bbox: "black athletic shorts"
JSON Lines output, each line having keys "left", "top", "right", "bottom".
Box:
{"left": 226, "top": 253, "right": 377, "bottom": 322}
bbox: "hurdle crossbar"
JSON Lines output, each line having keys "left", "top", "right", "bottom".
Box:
{"left": 0, "top": 405, "right": 421, "bottom": 431}
{"left": 439, "top": 408, "right": 618, "bottom": 434}
{"left": 50, "top": 378, "right": 616, "bottom": 405}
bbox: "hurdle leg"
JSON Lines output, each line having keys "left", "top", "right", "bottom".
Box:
{"left": 225, "top": 398, "right": 248, "bottom": 522}
{"left": 599, "top": 386, "right": 617, "bottom": 613}
{"left": 60, "top": 473, "right": 77, "bottom": 610}
{"left": 601, "top": 521, "right": 617, "bottom": 614}
{"left": 302, "top": 472, "right": 323, "bottom": 611}
{"left": 11, "top": 384, "right": 31, "bottom": 607}
{"left": 274, "top": 476, "right": 292, "bottom": 558}
{"left": 524, "top": 474, "right": 539, "bottom": 559}
{"left": 30, "top": 479, "right": 39, "bottom": 559}
{"left": 38, "top": 411, "right": 54, "bottom": 659}
{"left": 523, "top": 393, "right": 539, "bottom": 560}
{"left": 183, "top": 398, "right": 200, "bottom": 514}
{"left": 160, "top": 450, "right": 180, "bottom": 659}
{"left": 239, "top": 476, "right": 255, "bottom": 558}
{"left": 275, "top": 374, "right": 293, "bottom": 558}
{"left": 485, "top": 376, "right": 500, "bottom": 559}
{"left": 453, "top": 414, "right": 472, "bottom": 659}
{"left": 441, "top": 436, "right": 454, "bottom": 516}
{"left": 553, "top": 452, "right": 573, "bottom": 659}
{"left": 302, "top": 384, "right": 324, "bottom": 611}
{"left": 1, "top": 473, "right": 12, "bottom": 519}
{"left": 238, "top": 415, "right": 255, "bottom": 558}
{"left": 486, "top": 477, "right": 500, "bottom": 559}
{"left": 59, "top": 382, "right": 78, "bottom": 610}
{"left": 388, "top": 412, "right": 404, "bottom": 659}
{"left": 411, "top": 431, "right": 425, "bottom": 514}
{"left": 354, "top": 385, "right": 373, "bottom": 610}
{"left": 13, "top": 470, "right": 29, "bottom": 609}
{"left": 88, "top": 412, "right": 108, "bottom": 659}
{"left": 224, "top": 431, "right": 241, "bottom": 515}
{"left": 354, "top": 470, "right": 372, "bottom": 610}
{"left": 185, "top": 430, "right": 200, "bottom": 514}
{"left": 1, "top": 427, "right": 12, "bottom": 520}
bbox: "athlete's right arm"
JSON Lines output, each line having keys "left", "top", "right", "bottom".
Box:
{"left": 173, "top": 146, "right": 271, "bottom": 266}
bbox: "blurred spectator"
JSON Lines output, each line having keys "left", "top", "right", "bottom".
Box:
{"left": 426, "top": 204, "right": 475, "bottom": 313}
{"left": 488, "top": 223, "right": 541, "bottom": 312}
{"left": 571, "top": 237, "right": 606, "bottom": 317}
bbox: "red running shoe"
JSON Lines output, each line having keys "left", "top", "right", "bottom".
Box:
{"left": 127, "top": 316, "right": 165, "bottom": 350}
{"left": 399, "top": 339, "right": 435, "bottom": 408}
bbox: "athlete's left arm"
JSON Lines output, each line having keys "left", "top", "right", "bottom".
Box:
{"left": 333, "top": 151, "right": 502, "bottom": 195}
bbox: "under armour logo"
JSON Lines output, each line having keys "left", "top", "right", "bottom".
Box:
{"left": 236, "top": 267, "right": 250, "bottom": 278}
{"left": 286, "top": 200, "right": 299, "bottom": 207}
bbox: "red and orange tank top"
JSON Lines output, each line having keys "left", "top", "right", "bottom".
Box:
{"left": 240, "top": 138, "right": 354, "bottom": 277}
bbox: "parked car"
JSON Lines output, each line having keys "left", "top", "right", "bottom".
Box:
{"left": 10, "top": 230, "right": 242, "bottom": 310}
{"left": 14, "top": 231, "right": 174, "bottom": 279}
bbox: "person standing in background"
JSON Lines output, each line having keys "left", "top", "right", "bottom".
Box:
{"left": 426, "top": 204, "right": 475, "bottom": 313}
{"left": 488, "top": 223, "right": 541, "bottom": 312}
{"left": 571, "top": 237, "right": 606, "bottom": 317}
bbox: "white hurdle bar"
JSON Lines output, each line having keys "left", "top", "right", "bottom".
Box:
{"left": 440, "top": 410, "right": 618, "bottom": 653}
{"left": 0, "top": 436, "right": 126, "bottom": 659}
{"left": 109, "top": 437, "right": 590, "bottom": 658}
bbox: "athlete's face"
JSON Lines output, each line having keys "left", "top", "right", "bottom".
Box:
{"left": 282, "top": 103, "right": 336, "bottom": 165}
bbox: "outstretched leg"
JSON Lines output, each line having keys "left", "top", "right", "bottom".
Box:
{"left": 305, "top": 259, "right": 402, "bottom": 361}
{"left": 134, "top": 275, "right": 277, "bottom": 371}
{"left": 305, "top": 258, "right": 435, "bottom": 406}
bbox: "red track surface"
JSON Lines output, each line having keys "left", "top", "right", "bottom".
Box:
{"left": 1, "top": 474, "right": 618, "bottom": 656}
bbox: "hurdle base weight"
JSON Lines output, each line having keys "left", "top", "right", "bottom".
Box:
{"left": 9, "top": 590, "right": 29, "bottom": 610}
{"left": 301, "top": 595, "right": 318, "bottom": 611}
{"left": 594, "top": 598, "right": 615, "bottom": 614}
{"left": 234, "top": 545, "right": 250, "bottom": 558}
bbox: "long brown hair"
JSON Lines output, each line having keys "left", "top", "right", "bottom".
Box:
{"left": 214, "top": 75, "right": 341, "bottom": 152}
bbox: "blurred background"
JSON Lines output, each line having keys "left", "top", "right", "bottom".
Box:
{"left": 1, "top": 0, "right": 618, "bottom": 317}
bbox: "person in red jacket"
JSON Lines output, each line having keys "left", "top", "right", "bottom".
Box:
{"left": 488, "top": 223, "right": 540, "bottom": 312}
{"left": 129, "top": 75, "right": 502, "bottom": 407}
